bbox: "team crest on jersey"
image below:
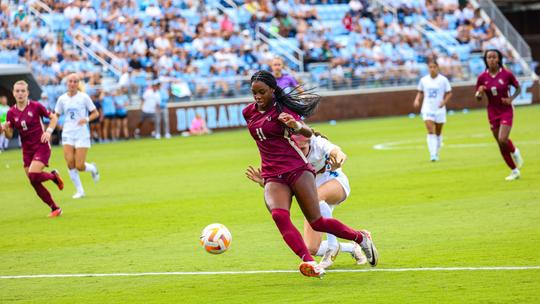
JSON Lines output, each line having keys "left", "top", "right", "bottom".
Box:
{"left": 498, "top": 79, "right": 504, "bottom": 85}
{"left": 15, "top": 118, "right": 19, "bottom": 122}
{"left": 28, "top": 111, "right": 33, "bottom": 117}
{"left": 266, "top": 116, "right": 271, "bottom": 121}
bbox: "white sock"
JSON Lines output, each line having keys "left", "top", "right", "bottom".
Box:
{"left": 437, "top": 135, "right": 442, "bottom": 152}
{"left": 427, "top": 134, "right": 437, "bottom": 157}
{"left": 315, "top": 241, "right": 328, "bottom": 256}
{"left": 319, "top": 201, "right": 339, "bottom": 250}
{"left": 340, "top": 242, "right": 355, "bottom": 253}
{"left": 512, "top": 168, "right": 520, "bottom": 174}
{"left": 69, "top": 168, "right": 84, "bottom": 194}
{"left": 84, "top": 162, "right": 96, "bottom": 173}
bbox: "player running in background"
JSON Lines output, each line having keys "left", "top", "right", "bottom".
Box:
{"left": 55, "top": 73, "right": 100, "bottom": 199}
{"left": 243, "top": 70, "right": 378, "bottom": 278}
{"left": 413, "top": 58, "right": 452, "bottom": 162}
{"left": 246, "top": 131, "right": 367, "bottom": 269}
{"left": 475, "top": 49, "right": 523, "bottom": 181}
{"left": 0, "top": 81, "right": 64, "bottom": 217}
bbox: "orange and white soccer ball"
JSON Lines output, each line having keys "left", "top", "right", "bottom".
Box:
{"left": 200, "top": 223, "right": 232, "bottom": 254}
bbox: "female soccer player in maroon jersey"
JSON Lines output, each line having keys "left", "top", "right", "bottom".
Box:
{"left": 0, "top": 81, "right": 64, "bottom": 217}
{"left": 243, "top": 70, "right": 378, "bottom": 278}
{"left": 475, "top": 49, "right": 524, "bottom": 180}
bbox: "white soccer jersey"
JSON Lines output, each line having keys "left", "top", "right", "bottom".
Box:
{"left": 307, "top": 135, "right": 351, "bottom": 197}
{"left": 307, "top": 135, "right": 338, "bottom": 173}
{"left": 55, "top": 91, "right": 96, "bottom": 138}
{"left": 417, "top": 74, "right": 451, "bottom": 113}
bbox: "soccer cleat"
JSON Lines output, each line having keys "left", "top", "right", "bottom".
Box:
{"left": 430, "top": 155, "right": 439, "bottom": 162}
{"left": 319, "top": 245, "right": 340, "bottom": 269}
{"left": 299, "top": 261, "right": 325, "bottom": 278}
{"left": 512, "top": 148, "right": 524, "bottom": 169}
{"left": 505, "top": 170, "right": 520, "bottom": 181}
{"left": 51, "top": 170, "right": 64, "bottom": 190}
{"left": 91, "top": 163, "right": 100, "bottom": 183}
{"left": 358, "top": 230, "right": 379, "bottom": 267}
{"left": 72, "top": 192, "right": 85, "bottom": 199}
{"left": 165, "top": 133, "right": 171, "bottom": 139}
{"left": 48, "top": 208, "right": 62, "bottom": 218}
{"left": 351, "top": 242, "right": 368, "bottom": 265}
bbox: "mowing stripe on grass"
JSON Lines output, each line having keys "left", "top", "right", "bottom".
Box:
{"left": 2, "top": 266, "right": 540, "bottom": 279}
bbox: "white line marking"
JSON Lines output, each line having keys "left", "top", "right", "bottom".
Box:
{"left": 2, "top": 266, "right": 539, "bottom": 279}
{"left": 373, "top": 139, "right": 540, "bottom": 150}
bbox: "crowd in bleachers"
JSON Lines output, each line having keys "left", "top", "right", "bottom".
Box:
{"left": 0, "top": 0, "right": 530, "bottom": 103}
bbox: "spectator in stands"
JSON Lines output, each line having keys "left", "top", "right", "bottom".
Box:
{"left": 155, "top": 83, "right": 171, "bottom": 139}
{"left": 115, "top": 88, "right": 130, "bottom": 140}
{"left": 135, "top": 81, "right": 160, "bottom": 139}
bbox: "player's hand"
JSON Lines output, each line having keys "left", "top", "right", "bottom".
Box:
{"left": 413, "top": 99, "right": 420, "bottom": 109}
{"left": 438, "top": 102, "right": 445, "bottom": 108}
{"left": 40, "top": 132, "right": 51, "bottom": 143}
{"left": 245, "top": 166, "right": 264, "bottom": 187}
{"left": 278, "top": 113, "right": 300, "bottom": 130}
{"left": 77, "top": 118, "right": 88, "bottom": 125}
{"left": 477, "top": 85, "right": 486, "bottom": 93}
{"left": 501, "top": 97, "right": 512, "bottom": 105}
{"left": 327, "top": 152, "right": 346, "bottom": 171}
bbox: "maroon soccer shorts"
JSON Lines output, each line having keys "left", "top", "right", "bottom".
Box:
{"left": 22, "top": 144, "right": 51, "bottom": 168}
{"left": 488, "top": 107, "right": 514, "bottom": 130}
{"left": 264, "top": 164, "right": 315, "bottom": 188}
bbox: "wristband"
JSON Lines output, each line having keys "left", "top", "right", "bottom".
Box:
{"left": 46, "top": 127, "right": 54, "bottom": 134}
{"left": 293, "top": 121, "right": 302, "bottom": 131}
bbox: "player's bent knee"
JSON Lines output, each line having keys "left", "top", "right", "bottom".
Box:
{"left": 76, "top": 164, "right": 86, "bottom": 171}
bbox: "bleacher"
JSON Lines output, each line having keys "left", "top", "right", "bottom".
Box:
{"left": 0, "top": 0, "right": 535, "bottom": 103}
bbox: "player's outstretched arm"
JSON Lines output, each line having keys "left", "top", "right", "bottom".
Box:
{"left": 245, "top": 166, "right": 264, "bottom": 187}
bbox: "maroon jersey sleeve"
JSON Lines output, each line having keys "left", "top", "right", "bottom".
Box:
{"left": 507, "top": 70, "right": 519, "bottom": 88}
{"left": 475, "top": 73, "right": 485, "bottom": 90}
{"left": 36, "top": 101, "right": 51, "bottom": 119}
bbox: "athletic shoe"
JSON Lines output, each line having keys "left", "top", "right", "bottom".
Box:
{"left": 505, "top": 170, "right": 520, "bottom": 181}
{"left": 72, "top": 192, "right": 85, "bottom": 199}
{"left": 299, "top": 261, "right": 325, "bottom": 278}
{"left": 512, "top": 148, "right": 524, "bottom": 169}
{"left": 358, "top": 230, "right": 379, "bottom": 267}
{"left": 430, "top": 155, "right": 439, "bottom": 162}
{"left": 155, "top": 133, "right": 161, "bottom": 139}
{"left": 319, "top": 245, "right": 340, "bottom": 269}
{"left": 91, "top": 163, "right": 100, "bottom": 183}
{"left": 351, "top": 242, "right": 368, "bottom": 265}
{"left": 51, "top": 169, "right": 64, "bottom": 190}
{"left": 48, "top": 208, "right": 62, "bottom": 218}
{"left": 165, "top": 133, "right": 171, "bottom": 139}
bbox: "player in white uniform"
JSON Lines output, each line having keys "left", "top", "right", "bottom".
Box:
{"left": 55, "top": 74, "right": 100, "bottom": 199}
{"left": 413, "top": 59, "right": 452, "bottom": 161}
{"left": 246, "top": 131, "right": 367, "bottom": 269}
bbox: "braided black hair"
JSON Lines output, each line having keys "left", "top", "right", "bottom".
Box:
{"left": 483, "top": 49, "right": 503, "bottom": 69}
{"left": 250, "top": 70, "right": 320, "bottom": 118}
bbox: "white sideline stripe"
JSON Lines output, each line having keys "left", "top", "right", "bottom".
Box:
{"left": 2, "top": 266, "right": 540, "bottom": 279}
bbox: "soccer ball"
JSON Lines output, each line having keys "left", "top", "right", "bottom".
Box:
{"left": 200, "top": 223, "right": 232, "bottom": 254}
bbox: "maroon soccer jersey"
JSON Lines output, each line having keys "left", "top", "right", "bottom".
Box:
{"left": 476, "top": 68, "right": 519, "bottom": 110}
{"left": 6, "top": 101, "right": 51, "bottom": 152}
{"left": 243, "top": 102, "right": 308, "bottom": 178}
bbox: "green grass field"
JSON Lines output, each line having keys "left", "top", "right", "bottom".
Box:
{"left": 1, "top": 105, "right": 539, "bottom": 303}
